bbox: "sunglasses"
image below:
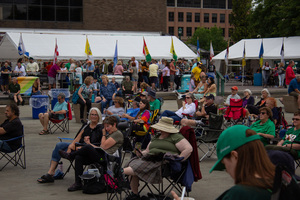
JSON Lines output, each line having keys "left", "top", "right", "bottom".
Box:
{"left": 260, "top": 112, "right": 267, "bottom": 115}
{"left": 292, "top": 118, "right": 300, "bottom": 121}
{"left": 186, "top": 97, "right": 191, "bottom": 99}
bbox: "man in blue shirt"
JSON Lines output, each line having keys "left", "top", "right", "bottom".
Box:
{"left": 38, "top": 93, "right": 68, "bottom": 135}
{"left": 121, "top": 100, "right": 140, "bottom": 121}
{"left": 288, "top": 74, "right": 300, "bottom": 110}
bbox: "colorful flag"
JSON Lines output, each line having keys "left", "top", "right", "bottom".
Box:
{"left": 114, "top": 40, "right": 118, "bottom": 68}
{"left": 85, "top": 37, "right": 92, "bottom": 56}
{"left": 225, "top": 40, "right": 229, "bottom": 66}
{"left": 280, "top": 38, "right": 284, "bottom": 64}
{"left": 259, "top": 39, "right": 264, "bottom": 67}
{"left": 53, "top": 38, "right": 59, "bottom": 65}
{"left": 18, "top": 33, "right": 29, "bottom": 57}
{"left": 197, "top": 38, "right": 200, "bottom": 62}
{"left": 210, "top": 41, "right": 214, "bottom": 61}
{"left": 143, "top": 37, "right": 152, "bottom": 62}
{"left": 242, "top": 41, "right": 246, "bottom": 67}
{"left": 170, "top": 37, "right": 177, "bottom": 61}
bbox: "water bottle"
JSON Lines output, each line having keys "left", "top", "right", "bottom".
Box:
{"left": 92, "top": 94, "right": 95, "bottom": 103}
{"left": 58, "top": 161, "right": 63, "bottom": 172}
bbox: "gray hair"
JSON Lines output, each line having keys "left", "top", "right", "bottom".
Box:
{"left": 244, "top": 89, "right": 252, "bottom": 95}
{"left": 12, "top": 77, "right": 18, "bottom": 80}
{"left": 88, "top": 107, "right": 102, "bottom": 123}
{"left": 58, "top": 93, "right": 66, "bottom": 99}
{"left": 126, "top": 76, "right": 130, "bottom": 79}
{"left": 261, "top": 88, "right": 271, "bottom": 97}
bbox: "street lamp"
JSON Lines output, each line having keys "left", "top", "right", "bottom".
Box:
{"left": 178, "top": 27, "right": 182, "bottom": 40}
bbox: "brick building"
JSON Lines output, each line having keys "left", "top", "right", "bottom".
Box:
{"left": 166, "top": 0, "right": 232, "bottom": 40}
{"left": 0, "top": 0, "right": 166, "bottom": 33}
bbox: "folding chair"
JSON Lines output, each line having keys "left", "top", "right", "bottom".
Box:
{"left": 174, "top": 99, "right": 198, "bottom": 128}
{"left": 197, "top": 113, "right": 224, "bottom": 161}
{"left": 0, "top": 126, "right": 26, "bottom": 171}
{"left": 223, "top": 98, "right": 247, "bottom": 127}
{"left": 48, "top": 102, "right": 72, "bottom": 134}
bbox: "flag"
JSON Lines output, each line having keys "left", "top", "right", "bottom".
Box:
{"left": 143, "top": 37, "right": 152, "bottom": 62}
{"left": 197, "top": 38, "right": 201, "bottom": 62}
{"left": 280, "top": 38, "right": 284, "bottom": 64}
{"left": 259, "top": 40, "right": 264, "bottom": 67}
{"left": 85, "top": 37, "right": 92, "bottom": 56}
{"left": 242, "top": 41, "right": 246, "bottom": 67}
{"left": 170, "top": 37, "right": 177, "bottom": 61}
{"left": 18, "top": 33, "right": 29, "bottom": 57}
{"left": 225, "top": 40, "right": 229, "bottom": 66}
{"left": 53, "top": 38, "right": 59, "bottom": 65}
{"left": 114, "top": 40, "right": 118, "bottom": 68}
{"left": 210, "top": 41, "right": 214, "bottom": 61}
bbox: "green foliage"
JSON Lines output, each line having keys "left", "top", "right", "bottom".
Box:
{"left": 187, "top": 26, "right": 227, "bottom": 52}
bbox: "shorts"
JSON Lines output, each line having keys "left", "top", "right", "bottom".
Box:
{"left": 170, "top": 74, "right": 175, "bottom": 82}
{"left": 149, "top": 76, "right": 158, "bottom": 84}
{"left": 132, "top": 77, "right": 138, "bottom": 82}
{"left": 1, "top": 78, "right": 9, "bottom": 85}
{"left": 289, "top": 91, "right": 299, "bottom": 98}
{"left": 9, "top": 93, "right": 19, "bottom": 99}
{"left": 48, "top": 76, "right": 56, "bottom": 84}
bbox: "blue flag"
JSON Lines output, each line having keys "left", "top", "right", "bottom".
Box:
{"left": 18, "top": 34, "right": 29, "bottom": 57}
{"left": 114, "top": 41, "right": 118, "bottom": 68}
{"left": 197, "top": 38, "right": 200, "bottom": 62}
{"left": 259, "top": 40, "right": 264, "bottom": 67}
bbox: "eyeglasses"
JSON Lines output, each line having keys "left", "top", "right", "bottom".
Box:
{"left": 200, "top": 76, "right": 206, "bottom": 78}
{"left": 186, "top": 97, "right": 191, "bottom": 99}
{"left": 260, "top": 112, "right": 266, "bottom": 115}
{"left": 90, "top": 114, "right": 98, "bottom": 116}
{"left": 292, "top": 118, "right": 300, "bottom": 121}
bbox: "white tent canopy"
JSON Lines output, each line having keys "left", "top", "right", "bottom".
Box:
{"left": 213, "top": 36, "right": 300, "bottom": 61}
{"left": 0, "top": 30, "right": 196, "bottom": 61}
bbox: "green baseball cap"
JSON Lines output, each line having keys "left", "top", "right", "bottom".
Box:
{"left": 209, "top": 125, "right": 261, "bottom": 173}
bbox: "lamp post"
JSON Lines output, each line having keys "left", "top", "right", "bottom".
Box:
{"left": 178, "top": 27, "right": 182, "bottom": 40}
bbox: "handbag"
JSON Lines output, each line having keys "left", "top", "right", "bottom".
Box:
{"left": 72, "top": 88, "right": 80, "bottom": 104}
{"left": 81, "top": 174, "right": 106, "bottom": 194}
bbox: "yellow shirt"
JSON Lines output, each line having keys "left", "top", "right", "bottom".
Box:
{"left": 26, "top": 62, "right": 39, "bottom": 72}
{"left": 192, "top": 67, "right": 202, "bottom": 81}
{"left": 149, "top": 64, "right": 158, "bottom": 77}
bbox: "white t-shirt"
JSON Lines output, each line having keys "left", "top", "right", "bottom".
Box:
{"left": 175, "top": 102, "right": 196, "bottom": 118}
{"left": 75, "top": 67, "right": 82, "bottom": 76}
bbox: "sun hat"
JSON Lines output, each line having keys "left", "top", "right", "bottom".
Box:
{"left": 231, "top": 86, "right": 238, "bottom": 91}
{"left": 210, "top": 125, "right": 261, "bottom": 173}
{"left": 148, "top": 90, "right": 156, "bottom": 99}
{"left": 151, "top": 117, "right": 179, "bottom": 134}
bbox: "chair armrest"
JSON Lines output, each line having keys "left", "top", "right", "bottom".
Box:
{"left": 2, "top": 135, "right": 23, "bottom": 142}
{"left": 58, "top": 137, "right": 73, "bottom": 142}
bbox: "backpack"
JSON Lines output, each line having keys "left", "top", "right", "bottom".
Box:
{"left": 81, "top": 174, "right": 106, "bottom": 194}
{"left": 72, "top": 88, "right": 80, "bottom": 104}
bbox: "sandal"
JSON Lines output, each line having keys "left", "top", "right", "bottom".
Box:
{"left": 39, "top": 130, "right": 49, "bottom": 135}
{"left": 37, "top": 173, "right": 54, "bottom": 183}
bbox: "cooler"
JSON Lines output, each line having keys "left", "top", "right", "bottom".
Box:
{"left": 254, "top": 73, "right": 262, "bottom": 86}
{"left": 29, "top": 95, "right": 49, "bottom": 119}
{"left": 178, "top": 74, "right": 191, "bottom": 92}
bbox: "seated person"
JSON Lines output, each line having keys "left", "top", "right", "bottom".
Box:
{"left": 60, "top": 115, "right": 124, "bottom": 192}
{"left": 0, "top": 104, "right": 23, "bottom": 153}
{"left": 161, "top": 93, "right": 196, "bottom": 122}
{"left": 100, "top": 75, "right": 117, "bottom": 112}
{"left": 139, "top": 91, "right": 148, "bottom": 100}
{"left": 266, "top": 111, "right": 300, "bottom": 160}
{"left": 246, "top": 88, "right": 270, "bottom": 115}
{"left": 31, "top": 78, "right": 42, "bottom": 96}
{"left": 91, "top": 77, "right": 100, "bottom": 96}
{"left": 123, "top": 117, "right": 193, "bottom": 200}
{"left": 250, "top": 107, "right": 275, "bottom": 146}
{"left": 242, "top": 89, "right": 254, "bottom": 108}
{"left": 103, "top": 96, "right": 125, "bottom": 119}
{"left": 265, "top": 97, "right": 279, "bottom": 125}
{"left": 111, "top": 77, "right": 122, "bottom": 96}
{"left": 38, "top": 93, "right": 68, "bottom": 135}
{"left": 37, "top": 107, "right": 103, "bottom": 184}
{"left": 8, "top": 77, "right": 24, "bottom": 106}
{"left": 121, "top": 100, "right": 140, "bottom": 121}
{"left": 191, "top": 74, "right": 207, "bottom": 100}
{"left": 122, "top": 76, "right": 134, "bottom": 96}
{"left": 224, "top": 86, "right": 241, "bottom": 107}
{"left": 181, "top": 94, "right": 217, "bottom": 127}
{"left": 288, "top": 74, "right": 300, "bottom": 110}
{"left": 147, "top": 90, "right": 161, "bottom": 111}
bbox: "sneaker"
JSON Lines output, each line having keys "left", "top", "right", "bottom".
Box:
{"left": 124, "top": 192, "right": 140, "bottom": 200}
{"left": 67, "top": 183, "right": 82, "bottom": 192}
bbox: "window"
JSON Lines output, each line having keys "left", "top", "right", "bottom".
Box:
{"left": 186, "top": 12, "right": 192, "bottom": 22}
{"left": 195, "top": 27, "right": 198, "bottom": 32}
{"left": 186, "top": 27, "right": 192, "bottom": 37}
{"left": 177, "top": 0, "right": 201, "bottom": 8}
{"left": 169, "top": 27, "right": 174, "bottom": 35}
{"left": 168, "top": 12, "right": 174, "bottom": 22}
{"left": 28, "top": 0, "right": 40, "bottom": 5}
{"left": 70, "top": 0, "right": 82, "bottom": 6}
{"left": 203, "top": 0, "right": 226, "bottom": 9}
{"left": 42, "top": 6, "right": 55, "bottom": 21}
{"left": 204, "top": 13, "right": 209, "bottom": 23}
{"left": 56, "top": 0, "right": 68, "bottom": 6}
{"left": 2, "top": 5, "right": 13, "bottom": 20}
{"left": 178, "top": 27, "right": 184, "bottom": 36}
{"left": 42, "top": 0, "right": 55, "bottom": 5}
{"left": 178, "top": 12, "right": 183, "bottom": 22}
{"left": 70, "top": 7, "right": 82, "bottom": 21}
{"left": 220, "top": 14, "right": 225, "bottom": 23}
{"left": 28, "top": 5, "right": 41, "bottom": 20}
{"left": 167, "top": 0, "right": 175, "bottom": 7}
{"left": 228, "top": 0, "right": 232, "bottom": 9}
{"left": 56, "top": 6, "right": 68, "bottom": 21}
{"left": 212, "top": 13, "right": 217, "bottom": 23}
{"left": 14, "top": 4, "right": 27, "bottom": 20}
{"left": 195, "top": 13, "right": 200, "bottom": 22}
{"left": 222, "top": 28, "right": 225, "bottom": 36}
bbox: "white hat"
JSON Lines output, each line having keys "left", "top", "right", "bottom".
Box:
{"left": 151, "top": 117, "right": 179, "bottom": 133}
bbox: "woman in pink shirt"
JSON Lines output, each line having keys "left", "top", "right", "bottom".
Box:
{"left": 114, "top": 61, "right": 124, "bottom": 75}
{"left": 286, "top": 60, "right": 295, "bottom": 87}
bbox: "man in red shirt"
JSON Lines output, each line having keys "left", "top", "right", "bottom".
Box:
{"left": 286, "top": 60, "right": 295, "bottom": 87}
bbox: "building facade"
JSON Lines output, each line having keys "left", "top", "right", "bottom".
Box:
{"left": 166, "top": 0, "right": 232, "bottom": 40}
{"left": 0, "top": 0, "right": 166, "bottom": 33}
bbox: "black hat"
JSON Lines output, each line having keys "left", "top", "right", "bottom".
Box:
{"left": 148, "top": 90, "right": 156, "bottom": 98}
{"left": 29, "top": 57, "right": 34, "bottom": 60}
{"left": 134, "top": 96, "right": 141, "bottom": 102}
{"left": 206, "top": 94, "right": 215, "bottom": 100}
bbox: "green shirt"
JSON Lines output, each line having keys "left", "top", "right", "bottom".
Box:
{"left": 250, "top": 119, "right": 275, "bottom": 146}
{"left": 65, "top": 62, "right": 71, "bottom": 71}
{"left": 122, "top": 80, "right": 133, "bottom": 91}
{"left": 8, "top": 83, "right": 20, "bottom": 93}
{"left": 148, "top": 133, "right": 184, "bottom": 155}
{"left": 105, "top": 130, "right": 124, "bottom": 155}
{"left": 217, "top": 184, "right": 271, "bottom": 200}
{"left": 149, "top": 99, "right": 161, "bottom": 111}
{"left": 282, "top": 128, "right": 300, "bottom": 158}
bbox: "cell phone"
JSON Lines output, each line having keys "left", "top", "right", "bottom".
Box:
{"left": 135, "top": 148, "right": 142, "bottom": 155}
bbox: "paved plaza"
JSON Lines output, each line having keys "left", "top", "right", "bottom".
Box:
{"left": 0, "top": 94, "right": 299, "bottom": 200}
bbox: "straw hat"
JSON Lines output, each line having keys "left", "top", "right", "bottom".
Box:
{"left": 151, "top": 117, "right": 179, "bottom": 133}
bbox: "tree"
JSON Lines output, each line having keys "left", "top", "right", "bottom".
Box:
{"left": 229, "top": 0, "right": 252, "bottom": 42}
{"left": 187, "top": 26, "right": 227, "bottom": 52}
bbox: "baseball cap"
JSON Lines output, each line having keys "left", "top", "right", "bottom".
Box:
{"left": 231, "top": 86, "right": 238, "bottom": 91}
{"left": 209, "top": 125, "right": 260, "bottom": 173}
{"left": 206, "top": 94, "right": 215, "bottom": 100}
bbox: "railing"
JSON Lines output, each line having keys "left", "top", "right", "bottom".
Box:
{"left": 216, "top": 71, "right": 225, "bottom": 96}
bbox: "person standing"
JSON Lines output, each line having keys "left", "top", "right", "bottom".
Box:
{"left": 129, "top": 62, "right": 139, "bottom": 93}
{"left": 26, "top": 57, "right": 39, "bottom": 73}
{"left": 262, "top": 61, "right": 272, "bottom": 88}
{"left": 286, "top": 60, "right": 296, "bottom": 88}
{"left": 207, "top": 61, "right": 216, "bottom": 79}
{"left": 48, "top": 62, "right": 61, "bottom": 90}
{"left": 149, "top": 60, "right": 158, "bottom": 91}
{"left": 162, "top": 62, "right": 170, "bottom": 92}
{"left": 278, "top": 62, "right": 286, "bottom": 88}
{"left": 114, "top": 61, "right": 124, "bottom": 75}
{"left": 100, "top": 59, "right": 108, "bottom": 75}
{"left": 191, "top": 62, "right": 202, "bottom": 86}
{"left": 14, "top": 61, "right": 26, "bottom": 77}
{"left": 141, "top": 62, "right": 149, "bottom": 84}
{"left": 169, "top": 59, "right": 176, "bottom": 91}
{"left": 157, "top": 59, "right": 165, "bottom": 91}
{"left": 1, "top": 62, "right": 12, "bottom": 94}
{"left": 77, "top": 76, "right": 93, "bottom": 124}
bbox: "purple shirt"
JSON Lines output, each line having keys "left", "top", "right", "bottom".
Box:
{"left": 48, "top": 64, "right": 60, "bottom": 78}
